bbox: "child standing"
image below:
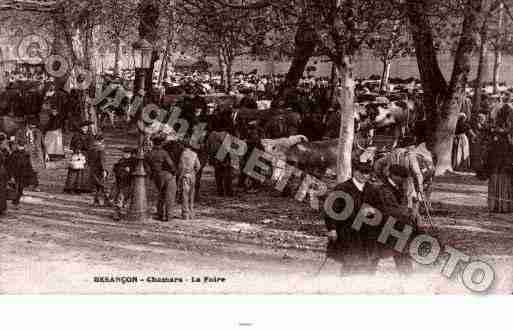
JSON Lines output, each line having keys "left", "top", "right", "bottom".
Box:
{"left": 178, "top": 143, "right": 201, "bottom": 220}
{"left": 111, "top": 147, "right": 136, "bottom": 221}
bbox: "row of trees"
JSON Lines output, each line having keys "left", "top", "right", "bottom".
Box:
{"left": 198, "top": 0, "right": 513, "bottom": 178}
{"left": 3, "top": 0, "right": 513, "bottom": 180}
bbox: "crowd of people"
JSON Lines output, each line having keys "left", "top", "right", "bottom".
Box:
{"left": 1, "top": 69, "right": 513, "bottom": 229}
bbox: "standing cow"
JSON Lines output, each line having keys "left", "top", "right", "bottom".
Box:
{"left": 360, "top": 143, "right": 435, "bottom": 211}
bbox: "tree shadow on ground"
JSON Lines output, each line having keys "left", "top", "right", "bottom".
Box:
{"left": 434, "top": 172, "right": 486, "bottom": 186}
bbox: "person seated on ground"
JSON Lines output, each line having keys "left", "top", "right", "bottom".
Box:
{"left": 323, "top": 157, "right": 374, "bottom": 275}
{"left": 111, "top": 147, "right": 136, "bottom": 221}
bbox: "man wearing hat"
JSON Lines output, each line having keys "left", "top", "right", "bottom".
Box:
{"left": 364, "top": 164, "right": 422, "bottom": 274}
{"left": 111, "top": 147, "right": 136, "bottom": 220}
{"left": 146, "top": 135, "right": 178, "bottom": 221}
{"left": 87, "top": 135, "right": 111, "bottom": 207}
{"left": 6, "top": 139, "right": 37, "bottom": 207}
{"left": 323, "top": 157, "right": 374, "bottom": 274}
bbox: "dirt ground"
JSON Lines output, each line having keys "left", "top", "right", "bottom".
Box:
{"left": 1, "top": 129, "right": 512, "bottom": 294}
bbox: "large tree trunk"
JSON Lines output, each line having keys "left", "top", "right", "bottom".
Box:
{"left": 329, "top": 63, "right": 337, "bottom": 107}
{"left": 138, "top": 0, "right": 160, "bottom": 101}
{"left": 493, "top": 3, "right": 504, "bottom": 94}
{"left": 408, "top": 0, "right": 483, "bottom": 175}
{"left": 219, "top": 48, "right": 233, "bottom": 93}
{"left": 407, "top": 0, "right": 448, "bottom": 127}
{"left": 50, "top": 17, "right": 76, "bottom": 91}
{"left": 333, "top": 55, "right": 355, "bottom": 183}
{"left": 274, "top": 15, "right": 317, "bottom": 104}
{"left": 380, "top": 59, "right": 392, "bottom": 92}
{"left": 431, "top": 0, "right": 484, "bottom": 175}
{"left": 159, "top": 17, "right": 174, "bottom": 86}
{"left": 218, "top": 51, "right": 226, "bottom": 91}
{"left": 492, "top": 48, "right": 502, "bottom": 94}
{"left": 114, "top": 38, "right": 122, "bottom": 77}
{"left": 472, "top": 26, "right": 488, "bottom": 115}
{"left": 81, "top": 21, "right": 98, "bottom": 133}
{"left": 224, "top": 58, "right": 233, "bottom": 93}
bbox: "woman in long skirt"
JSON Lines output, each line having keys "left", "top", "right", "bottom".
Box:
{"left": 43, "top": 108, "right": 65, "bottom": 161}
{"left": 64, "top": 121, "right": 93, "bottom": 194}
{"left": 452, "top": 113, "right": 471, "bottom": 171}
{"left": 486, "top": 104, "right": 513, "bottom": 213}
{"left": 469, "top": 113, "right": 488, "bottom": 174}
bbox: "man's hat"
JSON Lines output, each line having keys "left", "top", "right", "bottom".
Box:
{"left": 374, "top": 96, "right": 390, "bottom": 104}
{"left": 151, "top": 134, "right": 166, "bottom": 145}
{"left": 352, "top": 158, "right": 373, "bottom": 174}
{"left": 79, "top": 120, "right": 93, "bottom": 127}
{"left": 389, "top": 164, "right": 409, "bottom": 178}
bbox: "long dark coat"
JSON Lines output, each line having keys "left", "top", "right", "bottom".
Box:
{"left": 0, "top": 151, "right": 8, "bottom": 214}
{"left": 7, "top": 149, "right": 38, "bottom": 188}
{"left": 322, "top": 180, "right": 374, "bottom": 271}
{"left": 87, "top": 143, "right": 107, "bottom": 189}
{"left": 365, "top": 180, "right": 419, "bottom": 250}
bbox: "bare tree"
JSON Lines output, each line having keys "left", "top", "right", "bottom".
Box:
{"left": 101, "top": 0, "right": 138, "bottom": 76}
{"left": 367, "top": 19, "right": 414, "bottom": 92}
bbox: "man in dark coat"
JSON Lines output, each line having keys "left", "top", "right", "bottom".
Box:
{"left": 7, "top": 140, "right": 37, "bottom": 206}
{"left": 5, "top": 83, "right": 21, "bottom": 116}
{"left": 323, "top": 158, "right": 374, "bottom": 274}
{"left": 0, "top": 146, "right": 8, "bottom": 215}
{"left": 239, "top": 122, "right": 262, "bottom": 191}
{"left": 88, "top": 135, "right": 111, "bottom": 207}
{"left": 207, "top": 131, "right": 234, "bottom": 197}
{"left": 365, "top": 164, "right": 422, "bottom": 274}
{"left": 146, "top": 135, "right": 178, "bottom": 221}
